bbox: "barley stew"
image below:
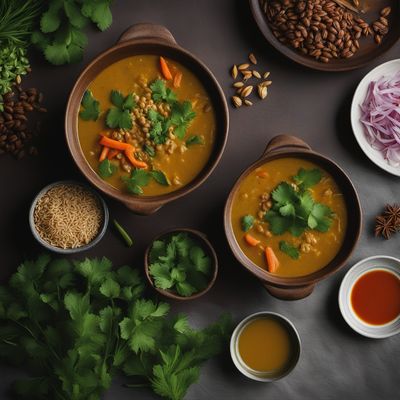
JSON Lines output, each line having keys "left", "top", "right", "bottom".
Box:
{"left": 78, "top": 55, "right": 216, "bottom": 196}
{"left": 231, "top": 158, "right": 347, "bottom": 278}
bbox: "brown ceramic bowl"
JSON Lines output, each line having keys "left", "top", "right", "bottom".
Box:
{"left": 144, "top": 228, "right": 218, "bottom": 301}
{"left": 224, "top": 135, "right": 362, "bottom": 300}
{"left": 250, "top": 0, "right": 400, "bottom": 72}
{"left": 65, "top": 23, "right": 228, "bottom": 215}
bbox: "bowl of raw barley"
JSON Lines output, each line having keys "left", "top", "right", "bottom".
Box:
{"left": 30, "top": 181, "right": 109, "bottom": 253}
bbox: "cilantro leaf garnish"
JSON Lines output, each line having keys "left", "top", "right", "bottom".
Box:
{"left": 143, "top": 144, "right": 156, "bottom": 157}
{"left": 106, "top": 90, "right": 136, "bottom": 130}
{"left": 169, "top": 101, "right": 196, "bottom": 139}
{"left": 147, "top": 109, "right": 169, "bottom": 144}
{"left": 150, "top": 79, "right": 177, "bottom": 104}
{"left": 151, "top": 170, "right": 170, "bottom": 186}
{"left": 264, "top": 168, "right": 334, "bottom": 237}
{"left": 279, "top": 241, "right": 300, "bottom": 260}
{"left": 79, "top": 89, "right": 100, "bottom": 121}
{"left": 186, "top": 135, "right": 204, "bottom": 146}
{"left": 149, "top": 233, "right": 212, "bottom": 297}
{"left": 241, "top": 215, "right": 255, "bottom": 232}
{"left": 81, "top": 0, "right": 113, "bottom": 31}
{"left": 293, "top": 168, "right": 322, "bottom": 190}
{"left": 98, "top": 159, "right": 116, "bottom": 179}
{"left": 123, "top": 169, "right": 151, "bottom": 195}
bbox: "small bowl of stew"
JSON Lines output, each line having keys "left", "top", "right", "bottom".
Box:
{"left": 66, "top": 23, "right": 228, "bottom": 215}
{"left": 224, "top": 134, "right": 362, "bottom": 300}
{"left": 339, "top": 255, "right": 400, "bottom": 338}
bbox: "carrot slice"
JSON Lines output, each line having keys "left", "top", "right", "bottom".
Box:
{"left": 244, "top": 233, "right": 260, "bottom": 247}
{"left": 160, "top": 56, "right": 173, "bottom": 80}
{"left": 107, "top": 149, "right": 119, "bottom": 160}
{"left": 265, "top": 247, "right": 279, "bottom": 273}
{"left": 173, "top": 71, "right": 183, "bottom": 88}
{"left": 99, "top": 146, "right": 110, "bottom": 162}
{"left": 99, "top": 135, "right": 130, "bottom": 151}
{"left": 256, "top": 171, "right": 269, "bottom": 178}
{"left": 125, "top": 145, "right": 148, "bottom": 169}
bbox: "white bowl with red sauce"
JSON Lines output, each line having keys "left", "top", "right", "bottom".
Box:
{"left": 339, "top": 255, "right": 400, "bottom": 338}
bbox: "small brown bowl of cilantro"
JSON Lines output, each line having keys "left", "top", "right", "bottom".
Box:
{"left": 144, "top": 229, "right": 218, "bottom": 300}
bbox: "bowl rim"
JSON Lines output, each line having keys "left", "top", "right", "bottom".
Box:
{"left": 144, "top": 227, "right": 218, "bottom": 300}
{"left": 65, "top": 31, "right": 229, "bottom": 212}
{"left": 230, "top": 311, "right": 301, "bottom": 382}
{"left": 224, "top": 143, "right": 362, "bottom": 288}
{"left": 249, "top": 0, "right": 400, "bottom": 72}
{"left": 29, "top": 180, "right": 109, "bottom": 254}
{"left": 338, "top": 255, "right": 400, "bottom": 338}
{"left": 350, "top": 58, "right": 400, "bottom": 177}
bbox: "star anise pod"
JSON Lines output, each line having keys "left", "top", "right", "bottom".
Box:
{"left": 384, "top": 203, "right": 400, "bottom": 228}
{"left": 375, "top": 215, "right": 397, "bottom": 239}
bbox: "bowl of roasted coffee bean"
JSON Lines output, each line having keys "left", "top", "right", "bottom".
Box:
{"left": 250, "top": 0, "right": 400, "bottom": 71}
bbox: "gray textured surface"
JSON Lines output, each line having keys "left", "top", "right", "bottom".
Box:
{"left": 0, "top": 0, "right": 399, "bottom": 399}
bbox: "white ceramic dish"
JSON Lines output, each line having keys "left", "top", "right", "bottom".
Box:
{"left": 351, "top": 59, "right": 400, "bottom": 177}
{"left": 230, "top": 311, "right": 301, "bottom": 382}
{"left": 339, "top": 255, "right": 400, "bottom": 339}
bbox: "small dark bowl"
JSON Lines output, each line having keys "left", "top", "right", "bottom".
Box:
{"left": 250, "top": 0, "right": 400, "bottom": 72}
{"left": 29, "top": 180, "right": 109, "bottom": 254}
{"left": 224, "top": 135, "right": 362, "bottom": 300}
{"left": 65, "top": 23, "right": 229, "bottom": 215}
{"left": 144, "top": 228, "right": 218, "bottom": 300}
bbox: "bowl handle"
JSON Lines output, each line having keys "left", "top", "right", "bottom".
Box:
{"left": 118, "top": 23, "right": 177, "bottom": 45}
{"left": 261, "top": 135, "right": 311, "bottom": 158}
{"left": 123, "top": 200, "right": 165, "bottom": 215}
{"left": 263, "top": 283, "right": 315, "bottom": 300}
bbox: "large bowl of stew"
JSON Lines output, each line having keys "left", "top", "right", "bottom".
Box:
{"left": 66, "top": 23, "right": 228, "bottom": 214}
{"left": 224, "top": 135, "right": 362, "bottom": 300}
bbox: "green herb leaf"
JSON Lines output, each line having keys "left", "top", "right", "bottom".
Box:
{"left": 264, "top": 210, "right": 292, "bottom": 235}
{"left": 186, "top": 135, "right": 204, "bottom": 146}
{"left": 98, "top": 159, "right": 116, "bottom": 179}
{"left": 79, "top": 90, "right": 100, "bottom": 121}
{"left": 81, "top": 0, "right": 113, "bottom": 31}
{"left": 99, "top": 278, "right": 121, "bottom": 298}
{"left": 106, "top": 90, "right": 136, "bottom": 129}
{"left": 241, "top": 215, "right": 255, "bottom": 232}
{"left": 293, "top": 168, "right": 322, "bottom": 190}
{"left": 272, "top": 182, "right": 297, "bottom": 206}
{"left": 144, "top": 144, "right": 156, "bottom": 157}
{"left": 279, "top": 241, "right": 300, "bottom": 260}
{"left": 151, "top": 170, "right": 170, "bottom": 186}
{"left": 123, "top": 169, "right": 151, "bottom": 195}
{"left": 170, "top": 101, "right": 196, "bottom": 139}
{"left": 150, "top": 79, "right": 177, "bottom": 104}
{"left": 308, "top": 203, "right": 334, "bottom": 232}
{"left": 148, "top": 233, "right": 212, "bottom": 297}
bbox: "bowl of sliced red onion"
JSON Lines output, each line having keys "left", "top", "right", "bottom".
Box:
{"left": 351, "top": 59, "right": 400, "bottom": 177}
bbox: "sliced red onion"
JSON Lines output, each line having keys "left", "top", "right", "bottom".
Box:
{"left": 360, "top": 71, "right": 400, "bottom": 167}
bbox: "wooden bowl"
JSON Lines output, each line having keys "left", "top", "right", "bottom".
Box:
{"left": 65, "top": 23, "right": 229, "bottom": 215}
{"left": 144, "top": 228, "right": 218, "bottom": 301}
{"left": 224, "top": 135, "right": 362, "bottom": 300}
{"left": 249, "top": 0, "right": 400, "bottom": 71}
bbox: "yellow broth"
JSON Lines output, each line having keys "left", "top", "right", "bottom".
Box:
{"left": 238, "top": 317, "right": 292, "bottom": 373}
{"left": 78, "top": 55, "right": 216, "bottom": 196}
{"left": 231, "top": 158, "right": 347, "bottom": 278}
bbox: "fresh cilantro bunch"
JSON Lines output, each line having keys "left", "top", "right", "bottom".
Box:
{"left": 169, "top": 101, "right": 196, "bottom": 139}
{"left": 0, "top": 255, "right": 232, "bottom": 400}
{"left": 31, "top": 0, "right": 113, "bottom": 65}
{"left": 264, "top": 168, "right": 334, "bottom": 237}
{"left": 0, "top": 255, "right": 144, "bottom": 399}
{"left": 149, "top": 233, "right": 213, "bottom": 297}
{"left": 106, "top": 90, "right": 136, "bottom": 130}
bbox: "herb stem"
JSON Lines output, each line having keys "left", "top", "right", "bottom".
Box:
{"left": 113, "top": 219, "right": 133, "bottom": 247}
